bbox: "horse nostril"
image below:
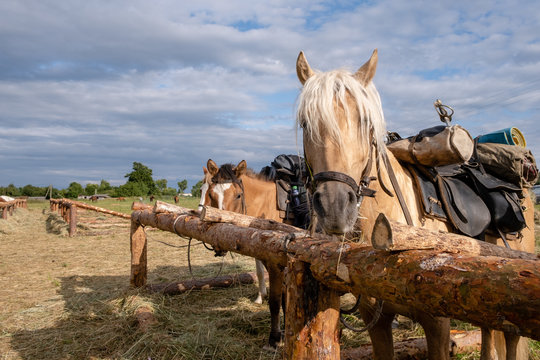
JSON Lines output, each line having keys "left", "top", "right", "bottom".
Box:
{"left": 348, "top": 190, "right": 356, "bottom": 204}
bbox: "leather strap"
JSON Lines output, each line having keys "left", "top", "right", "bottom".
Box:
{"left": 313, "top": 171, "right": 359, "bottom": 194}
{"left": 382, "top": 151, "right": 414, "bottom": 226}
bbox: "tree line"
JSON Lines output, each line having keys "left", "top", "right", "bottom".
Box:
{"left": 0, "top": 162, "right": 204, "bottom": 199}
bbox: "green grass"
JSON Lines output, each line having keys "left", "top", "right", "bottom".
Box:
{"left": 28, "top": 195, "right": 201, "bottom": 214}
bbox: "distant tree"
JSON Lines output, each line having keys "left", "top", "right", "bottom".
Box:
{"left": 98, "top": 179, "right": 111, "bottom": 192}
{"left": 65, "top": 182, "right": 84, "bottom": 199}
{"left": 155, "top": 179, "right": 167, "bottom": 194}
{"left": 162, "top": 187, "right": 177, "bottom": 196}
{"left": 85, "top": 183, "right": 99, "bottom": 196}
{"left": 125, "top": 162, "right": 155, "bottom": 194}
{"left": 177, "top": 179, "right": 188, "bottom": 194}
{"left": 191, "top": 180, "right": 203, "bottom": 197}
{"left": 2, "top": 184, "right": 20, "bottom": 197}
{"left": 20, "top": 184, "right": 46, "bottom": 197}
{"left": 112, "top": 182, "right": 149, "bottom": 197}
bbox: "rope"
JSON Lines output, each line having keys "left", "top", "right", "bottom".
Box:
{"left": 340, "top": 297, "right": 385, "bottom": 333}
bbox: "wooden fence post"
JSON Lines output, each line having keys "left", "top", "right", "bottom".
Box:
{"left": 284, "top": 255, "right": 341, "bottom": 360}
{"left": 68, "top": 204, "right": 77, "bottom": 237}
{"left": 130, "top": 218, "right": 147, "bottom": 287}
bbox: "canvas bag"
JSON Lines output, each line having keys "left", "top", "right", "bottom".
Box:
{"left": 387, "top": 125, "right": 474, "bottom": 167}
{"left": 475, "top": 142, "right": 539, "bottom": 188}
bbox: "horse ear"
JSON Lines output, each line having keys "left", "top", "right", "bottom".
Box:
{"left": 207, "top": 160, "right": 219, "bottom": 176}
{"left": 354, "top": 49, "right": 378, "bottom": 86}
{"left": 296, "top": 51, "right": 314, "bottom": 85}
{"left": 203, "top": 166, "right": 208, "bottom": 175}
{"left": 234, "top": 160, "right": 247, "bottom": 177}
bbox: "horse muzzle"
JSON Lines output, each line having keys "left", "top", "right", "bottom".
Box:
{"left": 312, "top": 181, "right": 358, "bottom": 234}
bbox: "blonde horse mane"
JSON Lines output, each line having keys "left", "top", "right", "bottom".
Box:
{"left": 296, "top": 69, "right": 387, "bottom": 156}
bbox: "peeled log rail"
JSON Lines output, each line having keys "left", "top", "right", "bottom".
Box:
{"left": 371, "top": 213, "right": 539, "bottom": 260}
{"left": 130, "top": 208, "right": 540, "bottom": 340}
{"left": 0, "top": 198, "right": 27, "bottom": 219}
{"left": 50, "top": 199, "right": 131, "bottom": 219}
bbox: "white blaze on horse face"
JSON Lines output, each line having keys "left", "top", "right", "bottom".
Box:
{"left": 198, "top": 182, "right": 209, "bottom": 212}
{"left": 212, "top": 183, "right": 232, "bottom": 210}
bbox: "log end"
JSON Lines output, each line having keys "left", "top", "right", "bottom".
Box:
{"left": 371, "top": 213, "right": 393, "bottom": 250}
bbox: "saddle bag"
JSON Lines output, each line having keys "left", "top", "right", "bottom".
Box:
{"left": 475, "top": 142, "right": 539, "bottom": 188}
{"left": 387, "top": 125, "right": 474, "bottom": 167}
{"left": 464, "top": 166, "right": 526, "bottom": 234}
{"left": 434, "top": 165, "right": 491, "bottom": 238}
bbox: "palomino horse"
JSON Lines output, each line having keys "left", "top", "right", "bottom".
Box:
{"left": 204, "top": 159, "right": 286, "bottom": 349}
{"left": 198, "top": 164, "right": 268, "bottom": 305}
{"left": 295, "top": 50, "right": 534, "bottom": 360}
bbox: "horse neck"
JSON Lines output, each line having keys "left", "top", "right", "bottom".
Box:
{"left": 240, "top": 175, "right": 280, "bottom": 221}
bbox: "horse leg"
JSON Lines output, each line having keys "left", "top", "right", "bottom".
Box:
{"left": 254, "top": 259, "right": 267, "bottom": 304}
{"left": 416, "top": 312, "right": 451, "bottom": 360}
{"left": 480, "top": 328, "right": 498, "bottom": 360}
{"left": 359, "top": 298, "right": 395, "bottom": 360}
{"left": 503, "top": 332, "right": 520, "bottom": 360}
{"left": 264, "top": 263, "right": 284, "bottom": 349}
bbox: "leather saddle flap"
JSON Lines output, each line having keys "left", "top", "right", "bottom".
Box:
{"left": 409, "top": 166, "right": 446, "bottom": 219}
{"left": 436, "top": 175, "right": 491, "bottom": 237}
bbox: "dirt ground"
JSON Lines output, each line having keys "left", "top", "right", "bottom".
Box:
{"left": 0, "top": 202, "right": 538, "bottom": 359}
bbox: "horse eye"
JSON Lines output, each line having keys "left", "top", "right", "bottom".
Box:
{"left": 235, "top": 194, "right": 242, "bottom": 200}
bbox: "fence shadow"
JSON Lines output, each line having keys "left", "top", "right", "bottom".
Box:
{"left": 9, "top": 264, "right": 268, "bottom": 360}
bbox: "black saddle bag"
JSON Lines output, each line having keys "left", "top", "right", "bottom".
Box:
{"left": 435, "top": 165, "right": 491, "bottom": 237}
{"left": 464, "top": 166, "right": 525, "bottom": 233}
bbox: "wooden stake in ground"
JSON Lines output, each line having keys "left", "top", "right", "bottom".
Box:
{"left": 284, "top": 256, "right": 340, "bottom": 360}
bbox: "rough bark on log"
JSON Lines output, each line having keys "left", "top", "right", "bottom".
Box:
{"left": 153, "top": 200, "right": 196, "bottom": 215}
{"left": 130, "top": 220, "right": 147, "bottom": 287}
{"left": 284, "top": 256, "right": 340, "bottom": 360}
{"left": 372, "top": 213, "right": 538, "bottom": 260}
{"left": 146, "top": 272, "right": 267, "bottom": 294}
{"left": 131, "top": 202, "right": 153, "bottom": 211}
{"left": 200, "top": 205, "right": 306, "bottom": 234}
{"left": 130, "top": 209, "right": 540, "bottom": 340}
{"left": 340, "top": 330, "right": 481, "bottom": 360}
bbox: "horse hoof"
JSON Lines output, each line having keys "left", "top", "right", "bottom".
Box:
{"left": 254, "top": 296, "right": 263, "bottom": 304}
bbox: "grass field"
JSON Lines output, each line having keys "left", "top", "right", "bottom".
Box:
{"left": 0, "top": 199, "right": 538, "bottom": 359}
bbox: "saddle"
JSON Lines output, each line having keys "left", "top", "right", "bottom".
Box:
{"left": 410, "top": 162, "right": 525, "bottom": 239}
{"left": 261, "top": 154, "right": 311, "bottom": 229}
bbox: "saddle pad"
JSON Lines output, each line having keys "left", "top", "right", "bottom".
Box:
{"left": 437, "top": 176, "right": 491, "bottom": 237}
{"left": 409, "top": 166, "right": 446, "bottom": 219}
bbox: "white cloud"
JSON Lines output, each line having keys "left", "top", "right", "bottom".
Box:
{"left": 1, "top": 0, "right": 539, "bottom": 189}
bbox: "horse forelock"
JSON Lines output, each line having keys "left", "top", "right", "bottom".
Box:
{"left": 212, "top": 164, "right": 263, "bottom": 183}
{"left": 296, "top": 69, "right": 387, "bottom": 155}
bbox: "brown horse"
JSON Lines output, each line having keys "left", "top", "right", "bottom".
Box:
{"left": 295, "top": 49, "right": 534, "bottom": 360}
{"left": 205, "top": 159, "right": 285, "bottom": 349}
{"left": 198, "top": 164, "right": 268, "bottom": 305}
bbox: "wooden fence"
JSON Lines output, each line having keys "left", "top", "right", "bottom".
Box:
{"left": 0, "top": 198, "right": 27, "bottom": 219}
{"left": 50, "top": 198, "right": 130, "bottom": 236}
{"left": 130, "top": 201, "right": 539, "bottom": 359}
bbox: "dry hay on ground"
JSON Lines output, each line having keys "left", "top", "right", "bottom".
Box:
{"left": 1, "top": 203, "right": 538, "bottom": 359}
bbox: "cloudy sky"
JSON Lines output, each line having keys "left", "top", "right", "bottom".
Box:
{"left": 1, "top": 0, "right": 539, "bottom": 190}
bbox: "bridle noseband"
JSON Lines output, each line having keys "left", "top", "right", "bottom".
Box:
{"left": 308, "top": 142, "right": 377, "bottom": 208}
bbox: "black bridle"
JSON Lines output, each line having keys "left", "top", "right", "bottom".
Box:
{"left": 307, "top": 142, "right": 378, "bottom": 208}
